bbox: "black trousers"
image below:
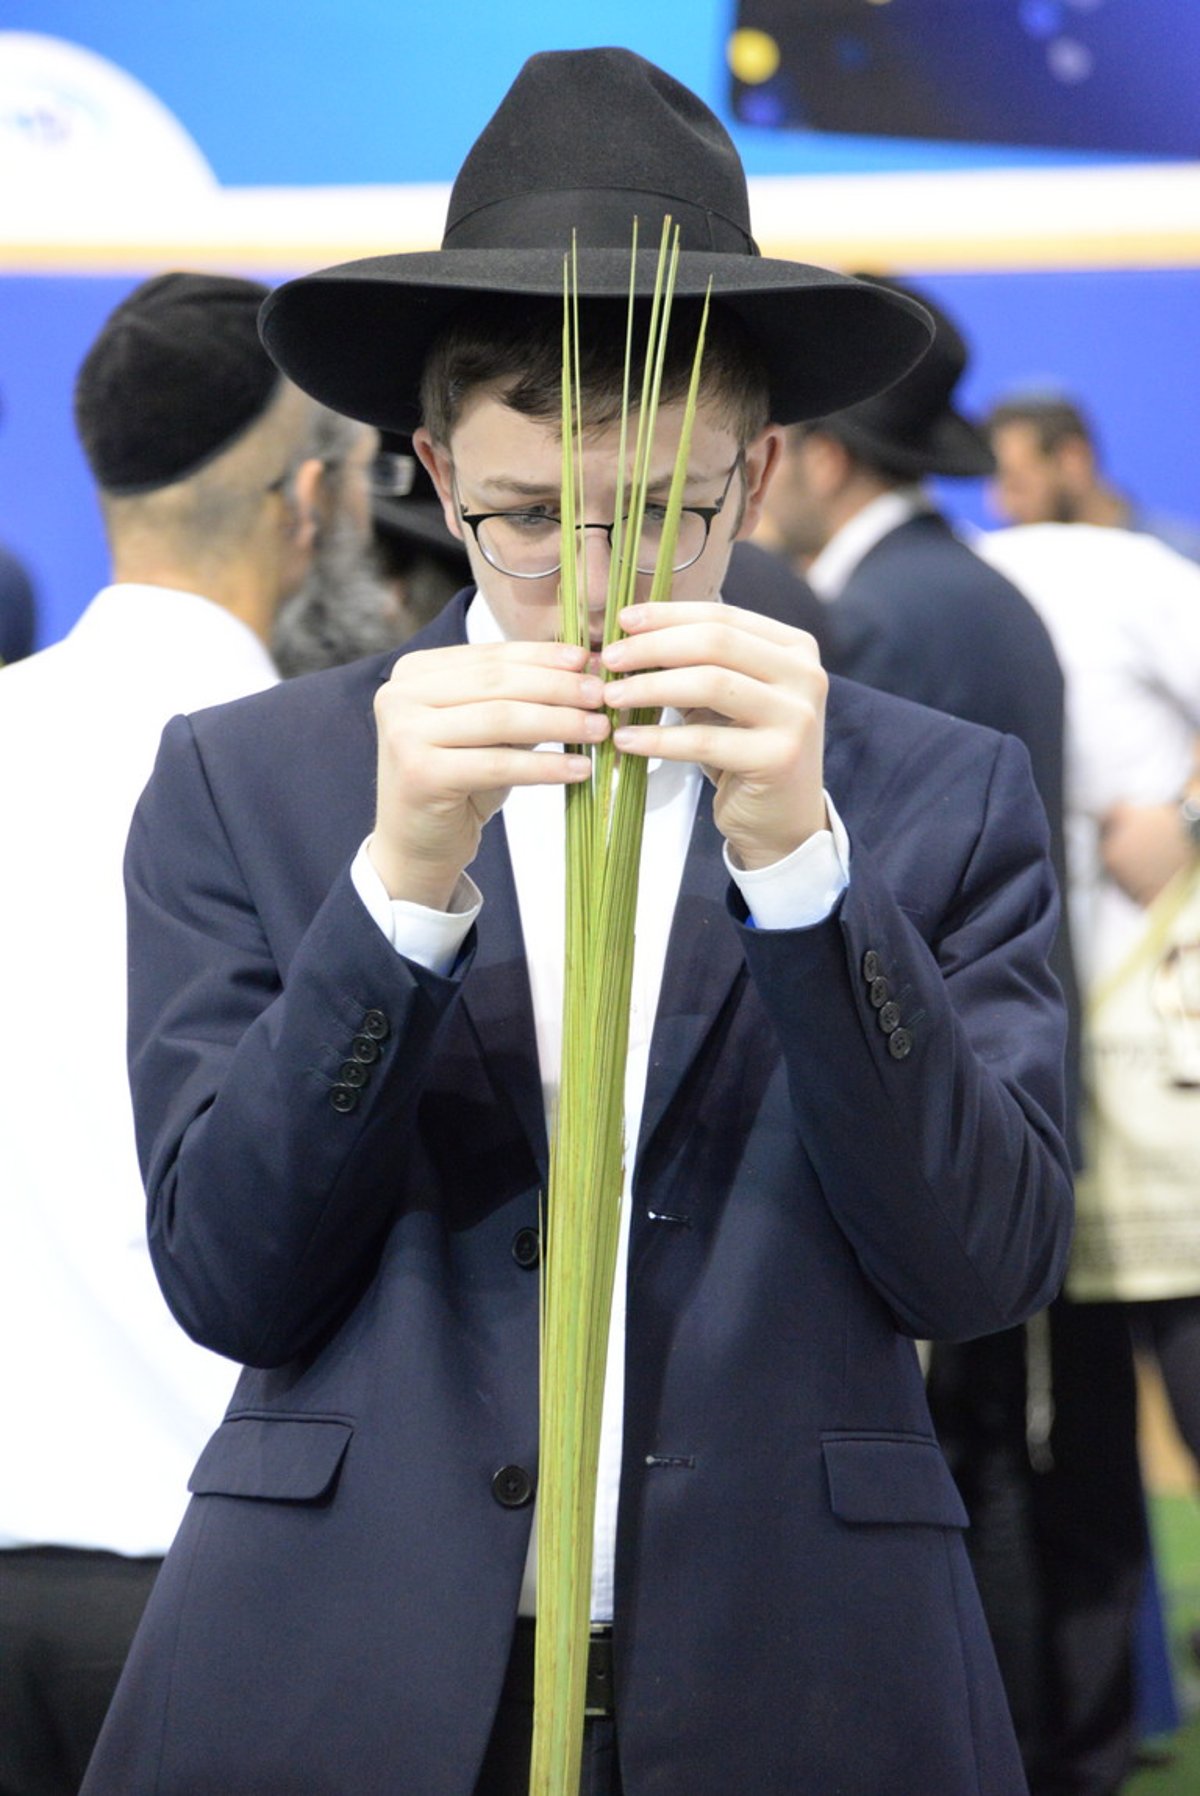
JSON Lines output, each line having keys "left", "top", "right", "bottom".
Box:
{"left": 0, "top": 1548, "right": 161, "bottom": 1796}
{"left": 1128, "top": 1293, "right": 1200, "bottom": 1467}
{"left": 928, "top": 1298, "right": 1147, "bottom": 1796}
{"left": 475, "top": 1622, "right": 623, "bottom": 1796}
{"left": 475, "top": 1706, "right": 621, "bottom": 1796}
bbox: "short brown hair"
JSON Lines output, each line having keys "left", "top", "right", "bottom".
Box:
{"left": 984, "top": 394, "right": 1095, "bottom": 456}
{"left": 419, "top": 294, "right": 769, "bottom": 448}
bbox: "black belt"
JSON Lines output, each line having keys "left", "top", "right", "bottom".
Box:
{"left": 502, "top": 1618, "right": 615, "bottom": 1717}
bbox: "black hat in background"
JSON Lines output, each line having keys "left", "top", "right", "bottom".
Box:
{"left": 371, "top": 435, "right": 469, "bottom": 568}
{"left": 260, "top": 48, "right": 934, "bottom": 433}
{"left": 75, "top": 272, "right": 279, "bottom": 495}
{"left": 818, "top": 276, "right": 995, "bottom": 479}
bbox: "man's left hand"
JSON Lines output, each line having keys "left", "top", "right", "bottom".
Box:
{"left": 601, "top": 601, "right": 828, "bottom": 870}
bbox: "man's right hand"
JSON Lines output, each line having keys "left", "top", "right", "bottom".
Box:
{"left": 368, "top": 640, "right": 608, "bottom": 910}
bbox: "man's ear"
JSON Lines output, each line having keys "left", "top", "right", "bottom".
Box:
{"left": 735, "top": 424, "right": 786, "bottom": 540}
{"left": 287, "top": 457, "right": 325, "bottom": 554}
{"left": 412, "top": 428, "right": 466, "bottom": 543}
{"left": 1057, "top": 434, "right": 1095, "bottom": 496}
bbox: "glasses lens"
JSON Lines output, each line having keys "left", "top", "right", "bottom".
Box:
{"left": 477, "top": 514, "right": 561, "bottom": 578}
{"left": 634, "top": 507, "right": 707, "bottom": 575}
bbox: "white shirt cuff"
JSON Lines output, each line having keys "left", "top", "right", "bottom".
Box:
{"left": 350, "top": 839, "right": 482, "bottom": 976}
{"left": 724, "top": 791, "right": 851, "bottom": 930}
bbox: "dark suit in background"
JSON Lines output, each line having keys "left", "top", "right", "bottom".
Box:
{"left": 0, "top": 541, "right": 36, "bottom": 664}
{"left": 725, "top": 538, "right": 832, "bottom": 653}
{"left": 824, "top": 509, "right": 1145, "bottom": 1796}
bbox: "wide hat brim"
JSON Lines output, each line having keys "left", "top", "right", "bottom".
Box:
{"left": 260, "top": 246, "right": 934, "bottom": 435}
{"left": 373, "top": 490, "right": 468, "bottom": 560}
{"left": 831, "top": 404, "right": 996, "bottom": 479}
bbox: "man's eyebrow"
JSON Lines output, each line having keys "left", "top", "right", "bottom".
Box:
{"left": 465, "top": 476, "right": 560, "bottom": 504}
{"left": 464, "top": 466, "right": 727, "bottom": 504}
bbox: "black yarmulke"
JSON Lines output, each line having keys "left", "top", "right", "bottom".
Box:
{"left": 75, "top": 272, "right": 280, "bottom": 495}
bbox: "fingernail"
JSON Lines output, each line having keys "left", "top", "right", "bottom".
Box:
{"left": 579, "top": 675, "right": 604, "bottom": 703}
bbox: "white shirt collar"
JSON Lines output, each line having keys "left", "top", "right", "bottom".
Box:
{"left": 806, "top": 487, "right": 929, "bottom": 602}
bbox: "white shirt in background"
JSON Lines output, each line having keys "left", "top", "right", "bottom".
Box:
{"left": 0, "top": 584, "right": 278, "bottom": 1554}
{"left": 976, "top": 524, "right": 1200, "bottom": 988}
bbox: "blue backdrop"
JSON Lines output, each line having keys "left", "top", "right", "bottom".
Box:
{"left": 2, "top": 4, "right": 1197, "bottom": 648}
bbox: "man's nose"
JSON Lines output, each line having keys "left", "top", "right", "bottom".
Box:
{"left": 577, "top": 522, "right": 615, "bottom": 580}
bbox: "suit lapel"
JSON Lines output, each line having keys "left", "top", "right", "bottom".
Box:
{"left": 458, "top": 814, "right": 549, "bottom": 1181}
{"left": 635, "top": 687, "right": 867, "bottom": 1163}
{"left": 636, "top": 782, "right": 747, "bottom": 1161}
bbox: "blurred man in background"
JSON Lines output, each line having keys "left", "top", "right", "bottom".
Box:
{"left": 986, "top": 390, "right": 1200, "bottom": 565}
{"left": 0, "top": 270, "right": 382, "bottom": 1796}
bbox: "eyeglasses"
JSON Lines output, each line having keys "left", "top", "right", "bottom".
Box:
{"left": 454, "top": 458, "right": 742, "bottom": 580}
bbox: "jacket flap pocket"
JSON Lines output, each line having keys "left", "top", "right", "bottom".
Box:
{"left": 189, "top": 1415, "right": 353, "bottom": 1502}
{"left": 822, "top": 1433, "right": 968, "bottom": 1528}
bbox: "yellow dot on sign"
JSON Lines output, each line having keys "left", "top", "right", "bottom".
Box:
{"left": 728, "top": 29, "right": 782, "bottom": 85}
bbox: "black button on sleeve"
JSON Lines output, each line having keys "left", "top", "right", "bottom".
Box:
{"left": 362, "top": 1010, "right": 390, "bottom": 1042}
{"left": 491, "top": 1465, "right": 535, "bottom": 1508}
{"left": 877, "top": 1001, "right": 901, "bottom": 1035}
{"left": 888, "top": 1028, "right": 914, "bottom": 1061}
{"left": 868, "top": 976, "right": 890, "bottom": 1009}
{"left": 862, "top": 950, "right": 881, "bottom": 983}
{"left": 350, "top": 1034, "right": 381, "bottom": 1065}
{"left": 330, "top": 1085, "right": 360, "bottom": 1114}
{"left": 339, "top": 1061, "right": 370, "bottom": 1089}
{"left": 511, "top": 1228, "right": 541, "bottom": 1270}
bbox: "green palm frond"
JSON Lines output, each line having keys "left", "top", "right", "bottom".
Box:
{"left": 531, "top": 220, "right": 710, "bottom": 1794}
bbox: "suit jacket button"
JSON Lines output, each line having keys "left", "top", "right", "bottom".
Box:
{"left": 888, "top": 1027, "right": 914, "bottom": 1061}
{"left": 878, "top": 1000, "right": 901, "bottom": 1035}
{"left": 862, "top": 950, "right": 882, "bottom": 983}
{"left": 350, "top": 1034, "right": 382, "bottom": 1064}
{"left": 330, "top": 1084, "right": 360, "bottom": 1113}
{"left": 362, "top": 1010, "right": 390, "bottom": 1042}
{"left": 512, "top": 1228, "right": 541, "bottom": 1270}
{"left": 340, "top": 1060, "right": 370, "bottom": 1089}
{"left": 492, "top": 1465, "right": 535, "bottom": 1508}
{"left": 868, "top": 976, "right": 890, "bottom": 1009}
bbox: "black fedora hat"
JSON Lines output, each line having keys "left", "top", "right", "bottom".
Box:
{"left": 260, "top": 48, "right": 933, "bottom": 433}
{"left": 818, "top": 276, "right": 994, "bottom": 479}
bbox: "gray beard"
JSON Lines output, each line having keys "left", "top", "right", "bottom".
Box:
{"left": 270, "top": 517, "right": 405, "bottom": 679}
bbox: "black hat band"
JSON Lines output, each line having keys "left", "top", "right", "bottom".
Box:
{"left": 443, "top": 187, "right": 759, "bottom": 257}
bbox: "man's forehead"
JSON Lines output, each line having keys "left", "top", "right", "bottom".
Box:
{"left": 448, "top": 390, "right": 740, "bottom": 481}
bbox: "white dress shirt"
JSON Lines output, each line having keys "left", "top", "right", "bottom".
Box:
{"left": 0, "top": 585, "right": 278, "bottom": 1553}
{"left": 352, "top": 591, "right": 849, "bottom": 1618}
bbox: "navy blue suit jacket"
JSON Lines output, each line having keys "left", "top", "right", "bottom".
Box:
{"left": 824, "top": 510, "right": 1080, "bottom": 1156}
{"left": 86, "top": 592, "right": 1071, "bottom": 1795}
